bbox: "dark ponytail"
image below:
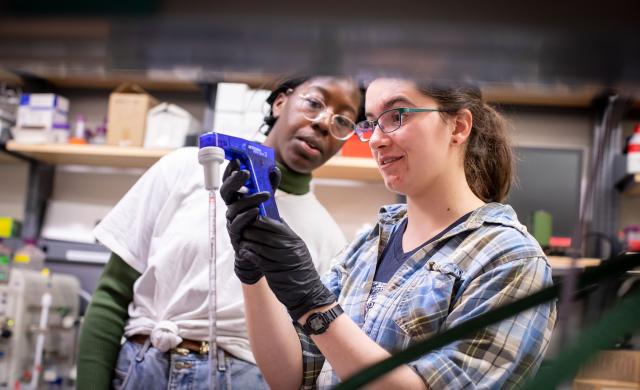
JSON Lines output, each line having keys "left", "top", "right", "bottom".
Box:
{"left": 417, "top": 81, "right": 514, "bottom": 202}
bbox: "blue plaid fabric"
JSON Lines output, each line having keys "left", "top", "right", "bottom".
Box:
{"left": 298, "top": 202, "right": 557, "bottom": 389}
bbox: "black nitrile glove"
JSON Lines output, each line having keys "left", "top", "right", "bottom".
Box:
{"left": 238, "top": 216, "right": 336, "bottom": 321}
{"left": 220, "top": 159, "right": 281, "bottom": 285}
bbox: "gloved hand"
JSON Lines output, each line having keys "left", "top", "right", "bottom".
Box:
{"left": 237, "top": 217, "right": 336, "bottom": 321}
{"left": 220, "top": 159, "right": 281, "bottom": 284}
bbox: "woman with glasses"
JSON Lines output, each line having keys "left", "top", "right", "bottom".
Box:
{"left": 223, "top": 78, "right": 556, "bottom": 389}
{"left": 77, "top": 76, "right": 362, "bottom": 389}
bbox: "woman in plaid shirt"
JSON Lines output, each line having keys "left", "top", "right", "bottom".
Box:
{"left": 222, "top": 78, "right": 557, "bottom": 389}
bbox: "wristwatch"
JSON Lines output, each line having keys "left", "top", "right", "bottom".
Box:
{"left": 302, "top": 304, "right": 344, "bottom": 335}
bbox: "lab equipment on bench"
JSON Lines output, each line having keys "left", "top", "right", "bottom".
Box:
{"left": 0, "top": 241, "right": 11, "bottom": 284}
{"left": 68, "top": 114, "right": 87, "bottom": 145}
{"left": 11, "top": 240, "right": 45, "bottom": 271}
{"left": 198, "top": 131, "right": 279, "bottom": 389}
{"left": 0, "top": 217, "right": 21, "bottom": 286}
{"left": 0, "top": 268, "right": 80, "bottom": 389}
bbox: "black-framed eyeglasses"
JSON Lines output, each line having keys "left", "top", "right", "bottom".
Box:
{"left": 297, "top": 94, "right": 357, "bottom": 141}
{"left": 355, "top": 107, "right": 445, "bottom": 142}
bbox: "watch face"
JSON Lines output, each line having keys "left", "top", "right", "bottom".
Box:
{"left": 309, "top": 315, "right": 325, "bottom": 331}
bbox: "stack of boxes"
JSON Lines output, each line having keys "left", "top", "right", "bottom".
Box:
{"left": 13, "top": 93, "right": 69, "bottom": 143}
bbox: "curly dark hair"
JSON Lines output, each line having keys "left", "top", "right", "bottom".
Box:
{"left": 262, "top": 77, "right": 310, "bottom": 135}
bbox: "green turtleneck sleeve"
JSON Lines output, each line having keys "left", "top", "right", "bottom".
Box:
{"left": 76, "top": 253, "right": 140, "bottom": 389}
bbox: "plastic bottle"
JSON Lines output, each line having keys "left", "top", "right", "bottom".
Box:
{"left": 623, "top": 225, "right": 640, "bottom": 252}
{"left": 12, "top": 239, "right": 46, "bottom": 270}
{"left": 90, "top": 118, "right": 107, "bottom": 145}
{"left": 627, "top": 123, "right": 640, "bottom": 174}
{"left": 69, "top": 115, "right": 87, "bottom": 145}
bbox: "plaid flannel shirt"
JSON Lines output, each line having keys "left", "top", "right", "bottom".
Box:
{"left": 297, "top": 202, "right": 557, "bottom": 389}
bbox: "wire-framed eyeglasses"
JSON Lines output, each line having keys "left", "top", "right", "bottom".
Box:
{"left": 297, "top": 94, "right": 357, "bottom": 141}
{"left": 355, "top": 107, "right": 445, "bottom": 142}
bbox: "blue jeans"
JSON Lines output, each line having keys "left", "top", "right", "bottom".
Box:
{"left": 112, "top": 339, "right": 268, "bottom": 390}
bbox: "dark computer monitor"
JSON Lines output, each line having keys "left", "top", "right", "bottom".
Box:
{"left": 506, "top": 147, "right": 583, "bottom": 238}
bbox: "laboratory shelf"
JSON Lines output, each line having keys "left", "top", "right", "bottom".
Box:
{"left": 0, "top": 151, "right": 21, "bottom": 164}
{"left": 481, "top": 85, "right": 600, "bottom": 108}
{"left": 5, "top": 141, "right": 383, "bottom": 181}
{"left": 38, "top": 72, "right": 201, "bottom": 92}
{"left": 6, "top": 141, "right": 170, "bottom": 168}
{"left": 3, "top": 68, "right": 605, "bottom": 108}
{"left": 5, "top": 68, "right": 275, "bottom": 92}
{"left": 547, "top": 256, "right": 601, "bottom": 270}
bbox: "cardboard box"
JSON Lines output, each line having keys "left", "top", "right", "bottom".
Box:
{"left": 107, "top": 84, "right": 158, "bottom": 147}
{"left": 144, "top": 103, "right": 200, "bottom": 149}
{"left": 574, "top": 350, "right": 640, "bottom": 389}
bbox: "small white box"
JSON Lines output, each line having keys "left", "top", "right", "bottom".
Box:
{"left": 215, "top": 83, "right": 248, "bottom": 112}
{"left": 144, "top": 103, "right": 201, "bottom": 149}
{"left": 17, "top": 93, "right": 69, "bottom": 129}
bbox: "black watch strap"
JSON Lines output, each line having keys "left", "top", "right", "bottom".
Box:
{"left": 302, "top": 304, "right": 344, "bottom": 335}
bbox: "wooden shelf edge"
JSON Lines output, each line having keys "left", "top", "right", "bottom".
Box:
{"left": 5, "top": 142, "right": 383, "bottom": 179}
{"left": 6, "top": 141, "right": 170, "bottom": 157}
{"left": 44, "top": 73, "right": 201, "bottom": 92}
{"left": 482, "top": 85, "right": 601, "bottom": 108}
{"left": 16, "top": 70, "right": 276, "bottom": 92}
{"left": 7, "top": 67, "right": 619, "bottom": 107}
{"left": 6, "top": 141, "right": 171, "bottom": 168}
{"left": 547, "top": 256, "right": 601, "bottom": 269}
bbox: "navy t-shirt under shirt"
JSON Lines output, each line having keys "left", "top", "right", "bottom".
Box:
{"left": 373, "top": 212, "right": 472, "bottom": 283}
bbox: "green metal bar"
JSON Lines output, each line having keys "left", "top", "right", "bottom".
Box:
{"left": 523, "top": 287, "right": 640, "bottom": 389}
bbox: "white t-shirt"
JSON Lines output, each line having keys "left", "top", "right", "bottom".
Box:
{"left": 93, "top": 147, "right": 347, "bottom": 363}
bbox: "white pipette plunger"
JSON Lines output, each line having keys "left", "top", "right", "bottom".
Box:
{"left": 199, "top": 146, "right": 226, "bottom": 191}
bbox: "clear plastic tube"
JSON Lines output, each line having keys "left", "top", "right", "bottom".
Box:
{"left": 208, "top": 191, "right": 218, "bottom": 389}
